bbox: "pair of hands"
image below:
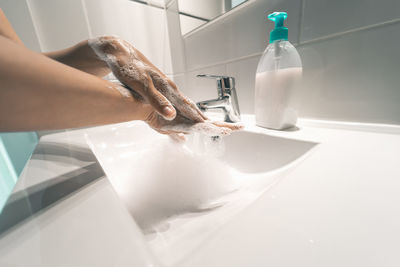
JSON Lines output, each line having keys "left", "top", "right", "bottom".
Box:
{"left": 89, "top": 36, "right": 242, "bottom": 141}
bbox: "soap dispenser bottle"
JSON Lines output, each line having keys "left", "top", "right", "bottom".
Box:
{"left": 255, "top": 12, "right": 302, "bottom": 130}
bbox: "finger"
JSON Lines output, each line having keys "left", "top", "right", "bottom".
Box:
{"left": 152, "top": 125, "right": 189, "bottom": 135}
{"left": 190, "top": 122, "right": 232, "bottom": 136}
{"left": 176, "top": 97, "right": 205, "bottom": 123}
{"left": 163, "top": 79, "right": 208, "bottom": 122}
{"left": 169, "top": 133, "right": 187, "bottom": 143}
{"left": 146, "top": 76, "right": 176, "bottom": 120}
{"left": 212, "top": 121, "right": 244, "bottom": 131}
{"left": 190, "top": 100, "right": 208, "bottom": 120}
{"left": 160, "top": 121, "right": 234, "bottom": 136}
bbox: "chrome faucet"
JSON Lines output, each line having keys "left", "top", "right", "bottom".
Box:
{"left": 196, "top": 74, "right": 241, "bottom": 123}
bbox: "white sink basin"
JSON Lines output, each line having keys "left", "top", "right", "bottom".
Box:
{"left": 85, "top": 120, "right": 317, "bottom": 266}
{"left": 220, "top": 131, "right": 317, "bottom": 173}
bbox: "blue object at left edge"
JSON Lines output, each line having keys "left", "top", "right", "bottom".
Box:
{"left": 0, "top": 132, "right": 38, "bottom": 213}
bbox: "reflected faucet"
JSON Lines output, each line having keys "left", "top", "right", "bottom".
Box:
{"left": 196, "top": 74, "right": 241, "bottom": 123}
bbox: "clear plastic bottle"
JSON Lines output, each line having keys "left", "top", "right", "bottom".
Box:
{"left": 255, "top": 12, "right": 302, "bottom": 130}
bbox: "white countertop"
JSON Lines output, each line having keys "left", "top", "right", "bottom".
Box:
{"left": 0, "top": 115, "right": 399, "bottom": 267}
{"left": 0, "top": 128, "right": 158, "bottom": 267}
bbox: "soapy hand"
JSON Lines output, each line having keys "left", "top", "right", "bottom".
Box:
{"left": 89, "top": 36, "right": 243, "bottom": 141}
{"left": 145, "top": 108, "right": 243, "bottom": 142}
{"left": 89, "top": 36, "right": 206, "bottom": 122}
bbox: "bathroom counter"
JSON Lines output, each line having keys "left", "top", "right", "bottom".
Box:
{"left": 179, "top": 116, "right": 400, "bottom": 267}
{"left": 0, "top": 128, "right": 158, "bottom": 267}
{"left": 0, "top": 115, "right": 399, "bottom": 267}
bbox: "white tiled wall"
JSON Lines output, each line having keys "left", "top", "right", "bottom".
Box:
{"left": 1, "top": 0, "right": 173, "bottom": 75}
{"left": 83, "top": 0, "right": 173, "bottom": 74}
{"left": 301, "top": 0, "right": 400, "bottom": 42}
{"left": 165, "top": 0, "right": 186, "bottom": 74}
{"left": 297, "top": 22, "right": 400, "bottom": 124}
{"left": 27, "top": 0, "right": 91, "bottom": 51}
{"left": 183, "top": 0, "right": 302, "bottom": 70}
{"left": 174, "top": 0, "right": 400, "bottom": 124}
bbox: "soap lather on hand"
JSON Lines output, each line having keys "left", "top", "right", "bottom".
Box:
{"left": 89, "top": 36, "right": 243, "bottom": 141}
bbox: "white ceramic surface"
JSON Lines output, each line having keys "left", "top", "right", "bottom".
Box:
{"left": 83, "top": 0, "right": 173, "bottom": 74}
{"left": 86, "top": 119, "right": 317, "bottom": 266}
{"left": 1, "top": 115, "right": 399, "bottom": 267}
{"left": 0, "top": 131, "right": 158, "bottom": 267}
{"left": 301, "top": 0, "right": 400, "bottom": 42}
{"left": 178, "top": 118, "right": 400, "bottom": 267}
{"left": 27, "top": 0, "right": 91, "bottom": 51}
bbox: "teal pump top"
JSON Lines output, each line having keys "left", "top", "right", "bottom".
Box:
{"left": 268, "top": 12, "right": 288, "bottom": 43}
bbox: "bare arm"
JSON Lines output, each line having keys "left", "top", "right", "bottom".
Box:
{"left": 0, "top": 10, "right": 241, "bottom": 137}
{"left": 0, "top": 36, "right": 152, "bottom": 132}
{"left": 44, "top": 40, "right": 111, "bottom": 77}
{"left": 0, "top": 8, "right": 23, "bottom": 45}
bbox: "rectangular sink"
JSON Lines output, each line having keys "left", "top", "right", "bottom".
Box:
{"left": 85, "top": 120, "right": 317, "bottom": 266}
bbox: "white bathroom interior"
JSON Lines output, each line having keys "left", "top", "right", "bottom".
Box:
{"left": 0, "top": 0, "right": 400, "bottom": 266}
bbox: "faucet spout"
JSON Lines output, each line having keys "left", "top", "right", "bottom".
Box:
{"left": 196, "top": 75, "right": 241, "bottom": 123}
{"left": 197, "top": 97, "right": 228, "bottom": 110}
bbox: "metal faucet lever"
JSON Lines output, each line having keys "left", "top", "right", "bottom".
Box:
{"left": 196, "top": 74, "right": 241, "bottom": 123}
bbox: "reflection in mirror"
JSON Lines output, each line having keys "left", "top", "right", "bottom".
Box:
{"left": 178, "top": 0, "right": 248, "bottom": 35}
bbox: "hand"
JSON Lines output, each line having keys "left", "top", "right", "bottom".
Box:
{"left": 89, "top": 36, "right": 206, "bottom": 123}
{"left": 89, "top": 36, "right": 243, "bottom": 141}
{"left": 145, "top": 108, "right": 243, "bottom": 142}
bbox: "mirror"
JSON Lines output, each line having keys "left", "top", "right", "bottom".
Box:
{"left": 178, "top": 0, "right": 248, "bottom": 35}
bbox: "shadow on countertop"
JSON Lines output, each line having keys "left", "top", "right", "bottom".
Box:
{"left": 0, "top": 142, "right": 105, "bottom": 238}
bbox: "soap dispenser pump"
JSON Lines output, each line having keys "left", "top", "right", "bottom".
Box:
{"left": 255, "top": 12, "right": 302, "bottom": 130}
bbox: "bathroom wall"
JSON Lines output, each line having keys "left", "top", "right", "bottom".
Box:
{"left": 26, "top": 0, "right": 174, "bottom": 74}
{"left": 172, "top": 0, "right": 400, "bottom": 125}
{"left": 1, "top": 0, "right": 173, "bottom": 74}
{"left": 0, "top": 0, "right": 41, "bottom": 51}
{"left": 83, "top": 0, "right": 174, "bottom": 74}
{"left": 27, "top": 0, "right": 91, "bottom": 52}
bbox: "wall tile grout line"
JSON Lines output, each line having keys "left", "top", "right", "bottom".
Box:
{"left": 183, "top": 0, "right": 257, "bottom": 38}
{"left": 181, "top": 6, "right": 400, "bottom": 76}
{"left": 298, "top": 0, "right": 306, "bottom": 45}
{"left": 80, "top": 0, "right": 93, "bottom": 38}
{"left": 297, "top": 17, "right": 400, "bottom": 47}
{"left": 185, "top": 51, "right": 263, "bottom": 73}
{"left": 165, "top": 0, "right": 177, "bottom": 9}
{"left": 25, "top": 0, "right": 45, "bottom": 52}
{"left": 182, "top": 15, "right": 400, "bottom": 74}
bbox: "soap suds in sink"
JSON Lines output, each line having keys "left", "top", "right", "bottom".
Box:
{"left": 117, "top": 134, "right": 238, "bottom": 230}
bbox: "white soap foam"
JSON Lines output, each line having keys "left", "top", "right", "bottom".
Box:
{"left": 116, "top": 136, "right": 238, "bottom": 231}
{"left": 161, "top": 121, "right": 232, "bottom": 136}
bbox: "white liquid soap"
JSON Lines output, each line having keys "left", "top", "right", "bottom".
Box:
{"left": 255, "top": 12, "right": 302, "bottom": 130}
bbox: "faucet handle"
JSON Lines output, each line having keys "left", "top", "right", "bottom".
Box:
{"left": 196, "top": 74, "right": 235, "bottom": 97}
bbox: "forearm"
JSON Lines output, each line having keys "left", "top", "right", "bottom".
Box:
{"left": 0, "top": 8, "right": 23, "bottom": 45}
{"left": 44, "top": 40, "right": 110, "bottom": 77}
{"left": 0, "top": 36, "right": 151, "bottom": 132}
